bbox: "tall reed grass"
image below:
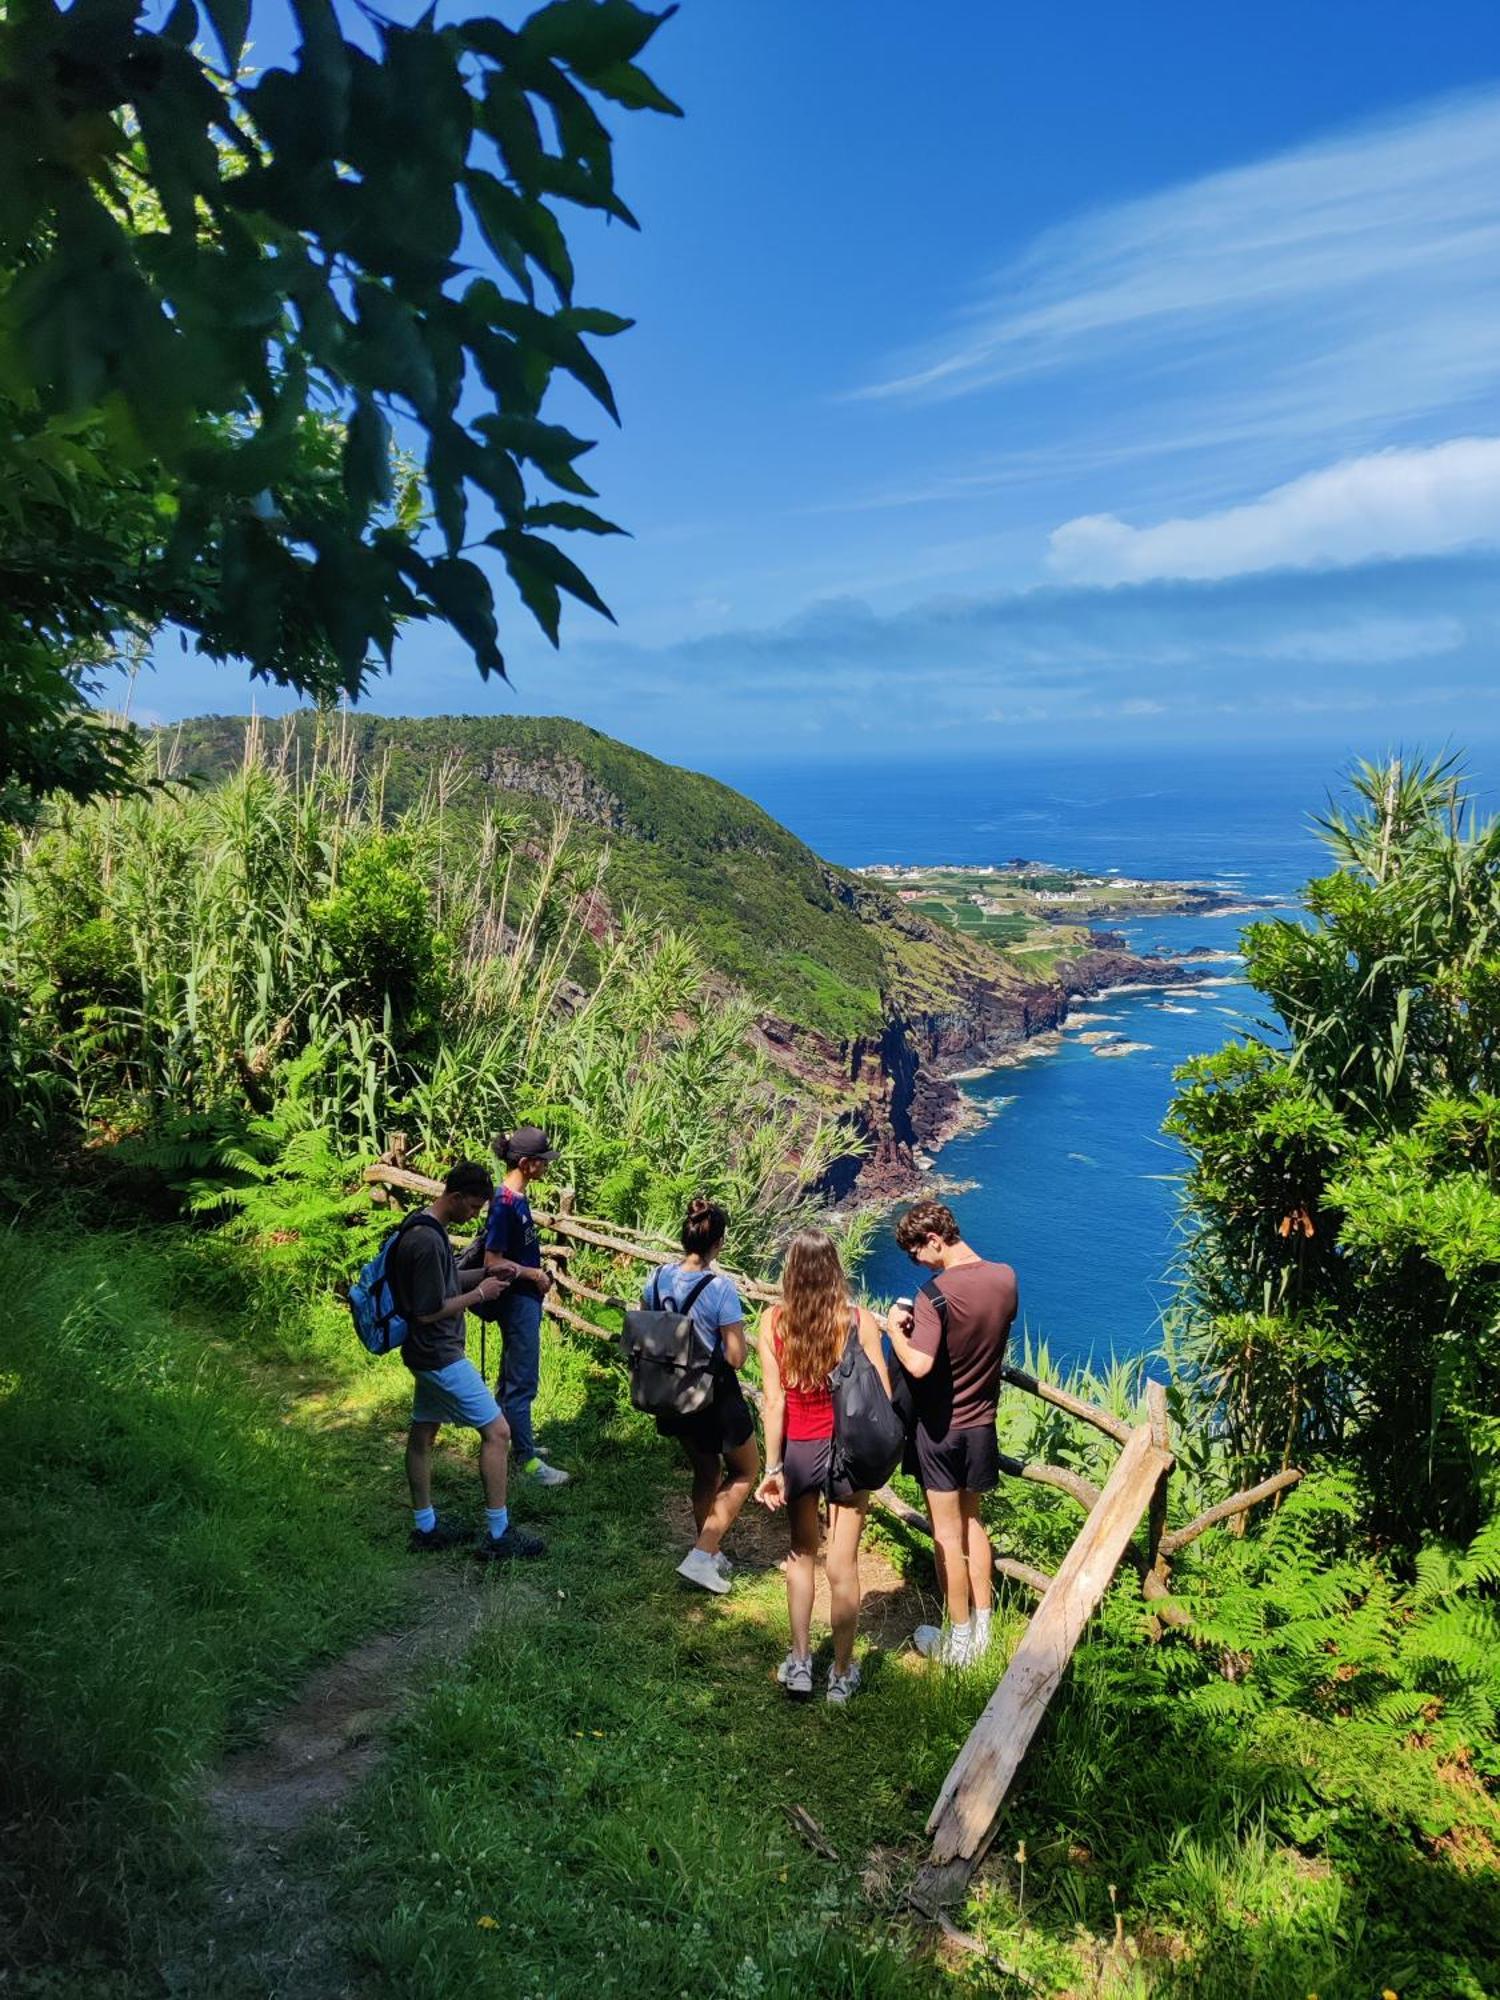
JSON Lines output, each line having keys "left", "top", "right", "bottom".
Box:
{"left": 3, "top": 717, "right": 847, "bottom": 1269}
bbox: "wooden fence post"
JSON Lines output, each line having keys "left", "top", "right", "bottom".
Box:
{"left": 914, "top": 1423, "right": 1174, "bottom": 1908}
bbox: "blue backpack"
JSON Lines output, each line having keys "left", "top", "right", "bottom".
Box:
{"left": 348, "top": 1213, "right": 449, "bottom": 1355}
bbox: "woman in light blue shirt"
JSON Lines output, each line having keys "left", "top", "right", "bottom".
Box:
{"left": 645, "top": 1197, "right": 759, "bottom": 1596}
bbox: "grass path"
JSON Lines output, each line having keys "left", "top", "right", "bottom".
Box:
{"left": 8, "top": 1229, "right": 1500, "bottom": 1999}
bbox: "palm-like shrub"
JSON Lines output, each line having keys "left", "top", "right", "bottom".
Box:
{"left": 1168, "top": 757, "right": 1500, "bottom": 1543}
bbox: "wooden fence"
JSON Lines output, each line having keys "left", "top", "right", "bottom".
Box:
{"left": 363, "top": 1151, "right": 1299, "bottom": 1906}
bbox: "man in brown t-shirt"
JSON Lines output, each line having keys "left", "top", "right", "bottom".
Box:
{"left": 886, "top": 1199, "right": 1017, "bottom": 1666}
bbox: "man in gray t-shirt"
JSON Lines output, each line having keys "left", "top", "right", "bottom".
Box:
{"left": 388, "top": 1162, "right": 545, "bottom": 1562}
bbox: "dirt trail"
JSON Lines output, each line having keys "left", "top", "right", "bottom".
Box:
{"left": 160, "top": 1563, "right": 506, "bottom": 1999}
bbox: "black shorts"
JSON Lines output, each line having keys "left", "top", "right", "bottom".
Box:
{"left": 656, "top": 1374, "right": 755, "bottom": 1460}
{"left": 783, "top": 1435, "right": 860, "bottom": 1505}
{"left": 907, "top": 1420, "right": 1001, "bottom": 1495}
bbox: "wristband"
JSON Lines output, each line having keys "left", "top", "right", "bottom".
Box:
{"left": 764, "top": 1462, "right": 784, "bottom": 1478}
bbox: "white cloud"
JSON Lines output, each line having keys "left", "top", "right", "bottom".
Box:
{"left": 860, "top": 89, "right": 1500, "bottom": 410}
{"left": 1047, "top": 437, "right": 1500, "bottom": 583}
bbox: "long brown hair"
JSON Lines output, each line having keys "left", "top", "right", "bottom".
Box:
{"left": 776, "top": 1230, "right": 852, "bottom": 1389}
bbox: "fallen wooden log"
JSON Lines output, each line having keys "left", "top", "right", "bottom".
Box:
{"left": 916, "top": 1423, "right": 1173, "bottom": 1899}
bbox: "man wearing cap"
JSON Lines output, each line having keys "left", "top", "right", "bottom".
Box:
{"left": 484, "top": 1126, "right": 571, "bottom": 1489}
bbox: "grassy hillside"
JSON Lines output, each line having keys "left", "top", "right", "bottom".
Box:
{"left": 159, "top": 713, "right": 1031, "bottom": 1041}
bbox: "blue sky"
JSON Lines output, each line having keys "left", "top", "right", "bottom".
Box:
{"left": 137, "top": 0, "right": 1500, "bottom": 764}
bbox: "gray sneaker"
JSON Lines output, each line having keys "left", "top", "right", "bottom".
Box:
{"left": 776, "top": 1652, "right": 814, "bottom": 1701}
{"left": 523, "top": 1456, "right": 571, "bottom": 1489}
{"left": 827, "top": 1661, "right": 863, "bottom": 1706}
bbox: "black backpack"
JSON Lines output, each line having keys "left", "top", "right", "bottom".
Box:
{"left": 620, "top": 1271, "right": 718, "bottom": 1417}
{"left": 830, "top": 1315, "right": 909, "bottom": 1492}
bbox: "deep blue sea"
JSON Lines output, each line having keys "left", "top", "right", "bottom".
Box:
{"left": 702, "top": 746, "right": 1387, "bottom": 1371}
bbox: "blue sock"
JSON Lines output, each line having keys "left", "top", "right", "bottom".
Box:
{"left": 485, "top": 1506, "right": 510, "bottom": 1542}
{"left": 413, "top": 1505, "right": 437, "bottom": 1534}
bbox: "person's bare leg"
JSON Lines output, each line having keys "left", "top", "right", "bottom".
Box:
{"left": 927, "top": 1487, "right": 971, "bottom": 1627}
{"left": 694, "top": 1437, "right": 758, "bottom": 1556}
{"left": 685, "top": 1445, "right": 719, "bottom": 1535}
{"left": 406, "top": 1421, "right": 439, "bottom": 1510}
{"left": 786, "top": 1492, "right": 820, "bottom": 1659}
{"left": 825, "top": 1496, "right": 869, "bottom": 1675}
{"left": 962, "top": 1491, "right": 993, "bottom": 1614}
{"left": 478, "top": 1413, "right": 511, "bottom": 1509}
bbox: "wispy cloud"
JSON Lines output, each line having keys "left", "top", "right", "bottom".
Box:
{"left": 859, "top": 89, "right": 1500, "bottom": 419}
{"left": 518, "top": 553, "right": 1500, "bottom": 750}
{"left": 1049, "top": 436, "right": 1500, "bottom": 583}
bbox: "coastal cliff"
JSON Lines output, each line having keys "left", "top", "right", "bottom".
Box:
{"left": 760, "top": 941, "right": 1200, "bottom": 1200}
{"left": 168, "top": 712, "right": 1206, "bottom": 1196}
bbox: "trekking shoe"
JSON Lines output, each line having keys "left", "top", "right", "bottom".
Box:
{"left": 826, "top": 1662, "right": 863, "bottom": 1706}
{"left": 473, "top": 1524, "right": 547, "bottom": 1562}
{"left": 407, "top": 1518, "right": 470, "bottom": 1553}
{"left": 523, "top": 1456, "right": 571, "bottom": 1489}
{"left": 677, "top": 1546, "right": 731, "bottom": 1595}
{"left": 777, "top": 1652, "right": 814, "bottom": 1701}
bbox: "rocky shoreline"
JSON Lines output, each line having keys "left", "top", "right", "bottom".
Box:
{"left": 764, "top": 936, "right": 1206, "bottom": 1203}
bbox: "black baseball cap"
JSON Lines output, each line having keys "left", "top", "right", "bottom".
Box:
{"left": 494, "top": 1125, "right": 559, "bottom": 1166}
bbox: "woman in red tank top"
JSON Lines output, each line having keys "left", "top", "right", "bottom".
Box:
{"left": 755, "top": 1230, "right": 892, "bottom": 1704}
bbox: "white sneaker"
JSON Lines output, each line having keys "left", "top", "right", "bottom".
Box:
{"left": 913, "top": 1623, "right": 976, "bottom": 1666}
{"left": 678, "top": 1546, "right": 731, "bottom": 1595}
{"left": 777, "top": 1652, "right": 814, "bottom": 1700}
{"left": 712, "top": 1551, "right": 733, "bottom": 1580}
{"left": 826, "top": 1661, "right": 862, "bottom": 1705}
{"left": 939, "top": 1625, "right": 977, "bottom": 1667}
{"left": 972, "top": 1609, "right": 993, "bottom": 1654}
{"left": 524, "top": 1456, "right": 571, "bottom": 1488}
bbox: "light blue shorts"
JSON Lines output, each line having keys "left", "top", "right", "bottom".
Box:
{"left": 409, "top": 1357, "right": 502, "bottom": 1430}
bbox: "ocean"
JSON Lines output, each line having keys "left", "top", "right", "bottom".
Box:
{"left": 704, "top": 746, "right": 1361, "bottom": 1371}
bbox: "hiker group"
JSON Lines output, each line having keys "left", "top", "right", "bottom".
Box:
{"left": 354, "top": 1131, "right": 1017, "bottom": 1702}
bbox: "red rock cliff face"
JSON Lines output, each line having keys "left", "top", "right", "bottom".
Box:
{"left": 760, "top": 944, "right": 1201, "bottom": 1201}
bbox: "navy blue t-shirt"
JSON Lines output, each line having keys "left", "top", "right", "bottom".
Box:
{"left": 485, "top": 1184, "right": 541, "bottom": 1268}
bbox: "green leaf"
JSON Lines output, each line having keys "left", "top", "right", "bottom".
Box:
{"left": 523, "top": 501, "right": 625, "bottom": 536}
{"left": 519, "top": 0, "right": 676, "bottom": 76}
{"left": 465, "top": 170, "right": 574, "bottom": 303}
{"left": 557, "top": 306, "right": 633, "bottom": 337}
{"left": 583, "top": 57, "right": 682, "bottom": 115}
{"left": 424, "top": 555, "right": 504, "bottom": 674}
{"left": 472, "top": 411, "right": 599, "bottom": 496}
{"left": 203, "top": 0, "right": 250, "bottom": 69}
{"left": 163, "top": 0, "right": 199, "bottom": 47}
{"left": 354, "top": 284, "right": 440, "bottom": 418}
{"left": 480, "top": 294, "right": 620, "bottom": 421}
{"left": 486, "top": 527, "right": 614, "bottom": 626}
{"left": 490, "top": 536, "right": 561, "bottom": 645}
{"left": 343, "top": 398, "right": 393, "bottom": 515}
{"left": 293, "top": 0, "right": 353, "bottom": 138}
